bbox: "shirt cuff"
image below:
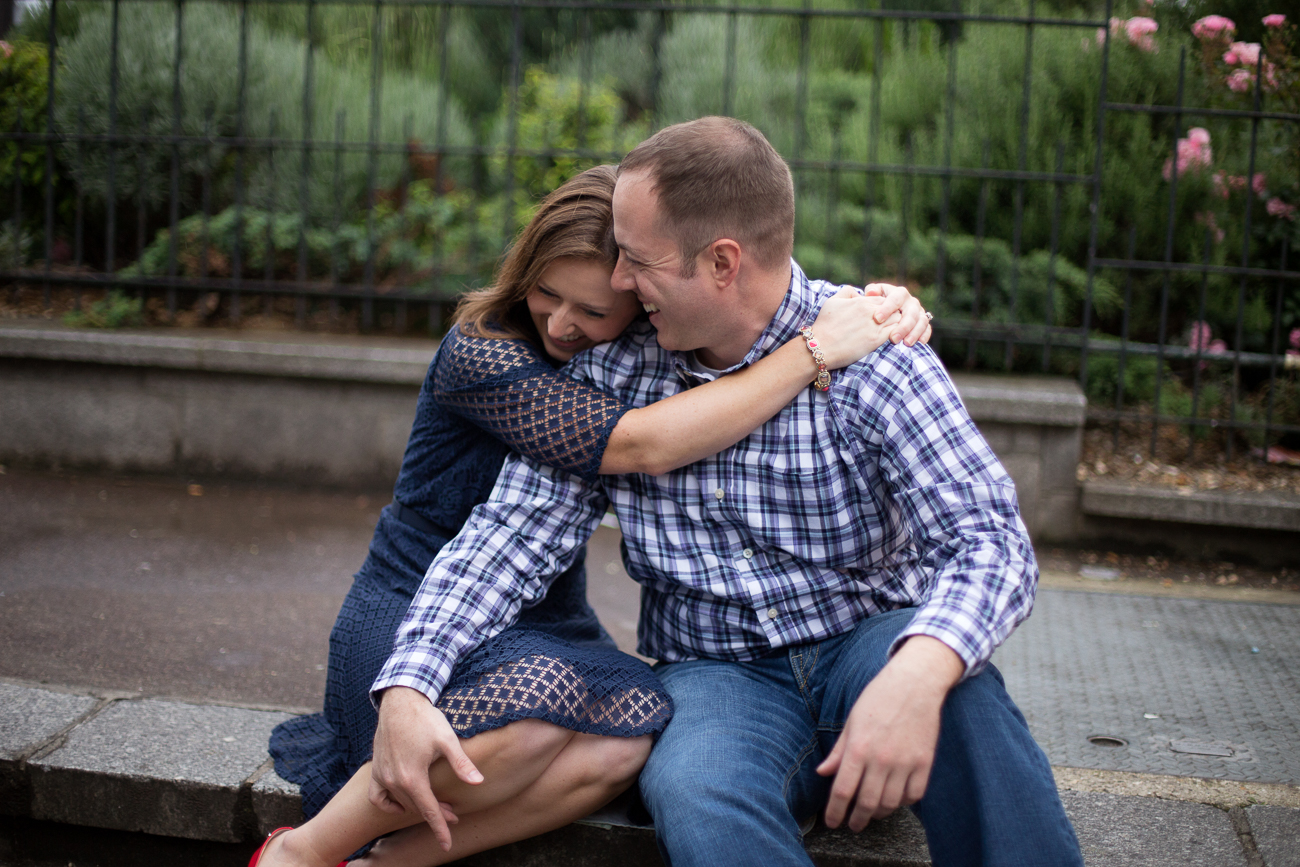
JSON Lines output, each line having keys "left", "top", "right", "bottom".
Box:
{"left": 887, "top": 613, "right": 990, "bottom": 681}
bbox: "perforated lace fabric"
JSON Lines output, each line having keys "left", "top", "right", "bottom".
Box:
{"left": 269, "top": 328, "right": 667, "bottom": 823}
{"left": 432, "top": 328, "right": 632, "bottom": 483}
{"left": 437, "top": 629, "right": 671, "bottom": 739}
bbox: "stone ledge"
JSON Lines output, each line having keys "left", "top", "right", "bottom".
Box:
{"left": 6, "top": 680, "right": 1299, "bottom": 866}
{"left": 949, "top": 373, "right": 1087, "bottom": 427}
{"left": 0, "top": 321, "right": 438, "bottom": 385}
{"left": 1082, "top": 481, "right": 1300, "bottom": 533}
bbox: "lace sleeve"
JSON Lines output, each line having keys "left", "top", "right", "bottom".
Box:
{"left": 431, "top": 327, "right": 632, "bottom": 482}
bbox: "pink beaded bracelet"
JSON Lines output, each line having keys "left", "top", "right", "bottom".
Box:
{"left": 799, "top": 325, "right": 831, "bottom": 391}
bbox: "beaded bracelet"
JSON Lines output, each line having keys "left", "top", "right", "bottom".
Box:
{"left": 799, "top": 325, "right": 831, "bottom": 391}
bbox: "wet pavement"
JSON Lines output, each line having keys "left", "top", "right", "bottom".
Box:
{"left": 0, "top": 467, "right": 640, "bottom": 712}
{"left": 2, "top": 466, "right": 1298, "bottom": 787}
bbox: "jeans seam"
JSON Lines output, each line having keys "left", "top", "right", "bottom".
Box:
{"left": 782, "top": 733, "right": 819, "bottom": 818}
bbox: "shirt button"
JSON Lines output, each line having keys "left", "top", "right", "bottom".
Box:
{"left": 767, "top": 608, "right": 779, "bottom": 621}
{"left": 715, "top": 488, "right": 725, "bottom": 500}
{"left": 742, "top": 548, "right": 754, "bottom": 559}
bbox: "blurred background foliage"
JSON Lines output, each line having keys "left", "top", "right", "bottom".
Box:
{"left": 1, "top": 0, "right": 1297, "bottom": 438}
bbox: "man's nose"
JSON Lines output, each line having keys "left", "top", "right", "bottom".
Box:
{"left": 610, "top": 255, "right": 635, "bottom": 292}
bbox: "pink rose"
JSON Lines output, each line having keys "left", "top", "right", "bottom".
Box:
{"left": 1290, "top": 328, "right": 1300, "bottom": 351}
{"left": 1212, "top": 171, "right": 1230, "bottom": 199}
{"left": 1187, "top": 127, "right": 1210, "bottom": 146}
{"left": 1267, "top": 198, "right": 1297, "bottom": 220}
{"left": 1162, "top": 130, "right": 1213, "bottom": 180}
{"left": 1227, "top": 69, "right": 1254, "bottom": 91}
{"left": 1208, "top": 339, "right": 1228, "bottom": 354}
{"left": 1252, "top": 173, "right": 1268, "bottom": 195}
{"left": 1225, "top": 41, "right": 1261, "bottom": 66}
{"left": 1263, "top": 14, "right": 1286, "bottom": 27}
{"left": 1192, "top": 15, "right": 1236, "bottom": 40}
{"left": 1126, "top": 16, "right": 1158, "bottom": 37}
{"left": 0, "top": 41, "right": 12, "bottom": 60}
{"left": 1189, "top": 321, "right": 1214, "bottom": 351}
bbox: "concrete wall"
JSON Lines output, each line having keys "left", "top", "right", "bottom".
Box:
{"left": 0, "top": 324, "right": 1086, "bottom": 531}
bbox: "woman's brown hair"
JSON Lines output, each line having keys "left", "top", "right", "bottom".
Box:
{"left": 455, "top": 165, "right": 619, "bottom": 345}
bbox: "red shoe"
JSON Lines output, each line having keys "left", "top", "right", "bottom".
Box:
{"left": 248, "top": 827, "right": 292, "bottom": 867}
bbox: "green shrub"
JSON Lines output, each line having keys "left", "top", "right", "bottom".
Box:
{"left": 63, "top": 290, "right": 144, "bottom": 328}
{"left": 53, "top": 2, "right": 474, "bottom": 223}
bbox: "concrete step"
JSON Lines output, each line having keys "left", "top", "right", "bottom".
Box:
{"left": 4, "top": 680, "right": 1298, "bottom": 866}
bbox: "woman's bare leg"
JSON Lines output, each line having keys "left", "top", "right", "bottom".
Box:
{"left": 357, "top": 734, "right": 652, "bottom": 867}
{"left": 258, "top": 720, "right": 577, "bottom": 867}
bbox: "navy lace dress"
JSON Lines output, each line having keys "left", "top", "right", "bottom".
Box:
{"left": 268, "top": 327, "right": 673, "bottom": 820}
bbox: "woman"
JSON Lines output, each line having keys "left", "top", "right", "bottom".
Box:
{"left": 258, "top": 165, "right": 930, "bottom": 867}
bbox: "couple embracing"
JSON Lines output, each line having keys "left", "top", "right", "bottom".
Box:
{"left": 255, "top": 117, "right": 1084, "bottom": 867}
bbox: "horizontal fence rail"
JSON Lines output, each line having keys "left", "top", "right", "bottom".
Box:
{"left": 2, "top": 0, "right": 1299, "bottom": 466}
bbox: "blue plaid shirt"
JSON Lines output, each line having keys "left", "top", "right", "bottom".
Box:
{"left": 374, "top": 262, "right": 1038, "bottom": 703}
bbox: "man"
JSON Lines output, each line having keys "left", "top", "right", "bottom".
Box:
{"left": 370, "top": 117, "right": 1083, "bottom": 866}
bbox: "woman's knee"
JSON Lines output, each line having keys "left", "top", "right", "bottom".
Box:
{"left": 568, "top": 734, "right": 652, "bottom": 790}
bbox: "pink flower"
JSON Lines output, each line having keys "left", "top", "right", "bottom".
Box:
{"left": 1267, "top": 197, "right": 1297, "bottom": 220}
{"left": 1224, "top": 41, "right": 1262, "bottom": 66}
{"left": 1290, "top": 328, "right": 1300, "bottom": 351}
{"left": 1192, "top": 15, "right": 1236, "bottom": 40}
{"left": 1263, "top": 14, "right": 1287, "bottom": 27}
{"left": 0, "top": 41, "right": 12, "bottom": 60}
{"left": 1162, "top": 128, "right": 1212, "bottom": 180}
{"left": 1208, "top": 339, "right": 1228, "bottom": 354}
{"left": 1227, "top": 68, "right": 1254, "bottom": 91}
{"left": 1252, "top": 173, "right": 1268, "bottom": 195}
{"left": 1125, "top": 16, "right": 1159, "bottom": 51}
{"left": 1189, "top": 321, "right": 1214, "bottom": 350}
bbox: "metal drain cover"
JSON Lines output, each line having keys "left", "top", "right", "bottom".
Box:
{"left": 1169, "top": 739, "right": 1235, "bottom": 757}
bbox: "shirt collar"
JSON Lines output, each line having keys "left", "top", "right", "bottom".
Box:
{"left": 672, "top": 259, "right": 817, "bottom": 385}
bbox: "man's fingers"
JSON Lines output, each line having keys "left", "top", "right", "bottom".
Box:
{"left": 439, "top": 738, "right": 484, "bottom": 786}
{"left": 846, "top": 765, "right": 888, "bottom": 833}
{"left": 823, "top": 744, "right": 866, "bottom": 829}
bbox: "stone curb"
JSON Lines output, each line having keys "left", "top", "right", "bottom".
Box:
{"left": 0, "top": 322, "right": 438, "bottom": 386}
{"left": 1082, "top": 480, "right": 1300, "bottom": 533}
{"left": 4, "top": 680, "right": 1299, "bottom": 865}
{"left": 949, "top": 372, "right": 1087, "bottom": 427}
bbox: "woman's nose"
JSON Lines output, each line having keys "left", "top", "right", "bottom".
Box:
{"left": 549, "top": 306, "right": 575, "bottom": 335}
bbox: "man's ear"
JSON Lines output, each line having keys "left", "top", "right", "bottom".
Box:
{"left": 706, "top": 238, "right": 742, "bottom": 289}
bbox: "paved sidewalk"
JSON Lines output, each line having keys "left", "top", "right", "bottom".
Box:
{"left": 2, "top": 467, "right": 1299, "bottom": 865}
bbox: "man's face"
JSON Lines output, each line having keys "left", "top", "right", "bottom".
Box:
{"left": 610, "top": 169, "right": 718, "bottom": 354}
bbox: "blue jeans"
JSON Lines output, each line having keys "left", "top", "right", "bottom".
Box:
{"left": 639, "top": 609, "right": 1083, "bottom": 867}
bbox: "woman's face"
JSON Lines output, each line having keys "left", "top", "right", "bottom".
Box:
{"left": 526, "top": 257, "right": 640, "bottom": 363}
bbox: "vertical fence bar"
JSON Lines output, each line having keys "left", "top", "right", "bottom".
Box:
{"left": 1188, "top": 228, "right": 1211, "bottom": 462}
{"left": 935, "top": 3, "right": 957, "bottom": 315}
{"left": 41, "top": 0, "right": 58, "bottom": 307}
{"left": 722, "top": 8, "right": 738, "bottom": 117}
{"left": 500, "top": 0, "right": 523, "bottom": 255}
{"left": 135, "top": 109, "right": 147, "bottom": 265}
{"left": 330, "top": 109, "right": 344, "bottom": 322}
{"left": 1079, "top": 0, "right": 1114, "bottom": 394}
{"left": 1114, "top": 226, "right": 1136, "bottom": 452}
{"left": 1227, "top": 50, "right": 1265, "bottom": 462}
{"left": 967, "top": 139, "right": 990, "bottom": 369}
{"left": 74, "top": 107, "right": 85, "bottom": 281}
{"left": 296, "top": 0, "right": 316, "bottom": 328}
{"left": 200, "top": 109, "right": 213, "bottom": 285}
{"left": 105, "top": 0, "right": 120, "bottom": 279}
{"left": 1262, "top": 241, "right": 1288, "bottom": 457}
{"left": 1150, "top": 48, "right": 1187, "bottom": 458}
{"left": 576, "top": 8, "right": 591, "bottom": 148}
{"left": 231, "top": 0, "right": 250, "bottom": 323}
{"left": 362, "top": 0, "right": 385, "bottom": 331}
{"left": 166, "top": 0, "right": 183, "bottom": 320}
{"left": 899, "top": 132, "right": 913, "bottom": 286}
{"left": 1042, "top": 140, "right": 1065, "bottom": 372}
{"left": 1006, "top": 0, "right": 1035, "bottom": 370}
{"left": 860, "top": 17, "right": 883, "bottom": 284}
{"left": 429, "top": 1, "right": 450, "bottom": 335}
{"left": 394, "top": 112, "right": 412, "bottom": 333}
{"left": 793, "top": 0, "right": 811, "bottom": 166}
{"left": 265, "top": 109, "right": 278, "bottom": 307}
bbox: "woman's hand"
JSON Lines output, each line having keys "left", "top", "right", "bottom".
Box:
{"left": 810, "top": 284, "right": 931, "bottom": 371}
{"left": 862, "top": 283, "right": 932, "bottom": 347}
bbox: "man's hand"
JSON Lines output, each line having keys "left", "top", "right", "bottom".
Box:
{"left": 817, "top": 636, "right": 964, "bottom": 832}
{"left": 862, "top": 283, "right": 933, "bottom": 346}
{"left": 369, "top": 686, "right": 483, "bottom": 851}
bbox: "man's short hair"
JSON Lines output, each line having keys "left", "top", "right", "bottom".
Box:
{"left": 619, "top": 116, "right": 794, "bottom": 276}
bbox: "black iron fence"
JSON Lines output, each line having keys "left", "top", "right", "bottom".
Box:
{"left": 2, "top": 0, "right": 1298, "bottom": 463}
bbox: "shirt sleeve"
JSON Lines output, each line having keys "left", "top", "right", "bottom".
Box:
{"left": 371, "top": 455, "right": 610, "bottom": 704}
{"left": 838, "top": 344, "right": 1038, "bottom": 678}
{"left": 430, "top": 327, "right": 633, "bottom": 482}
